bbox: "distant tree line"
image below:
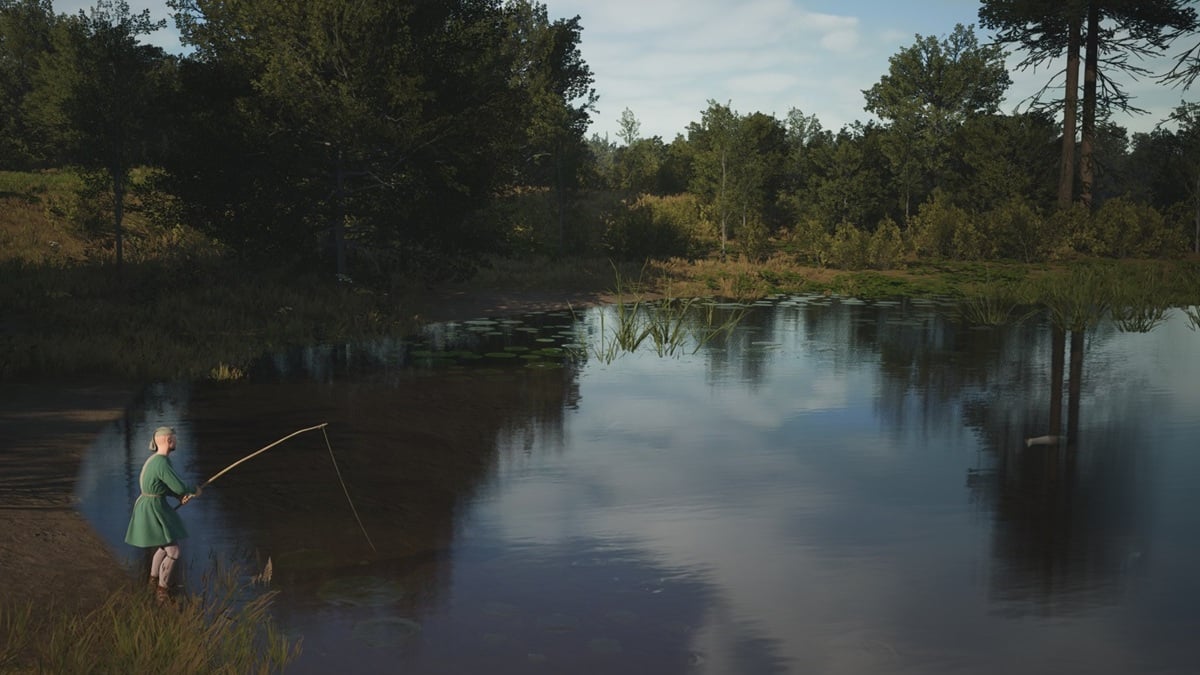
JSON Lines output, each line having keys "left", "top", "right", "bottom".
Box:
{"left": 2, "top": 0, "right": 1199, "bottom": 282}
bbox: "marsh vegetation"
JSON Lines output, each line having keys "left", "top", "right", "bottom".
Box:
{"left": 0, "top": 564, "right": 299, "bottom": 674}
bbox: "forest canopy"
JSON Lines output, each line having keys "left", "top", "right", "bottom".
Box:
{"left": 2, "top": 0, "right": 1199, "bottom": 282}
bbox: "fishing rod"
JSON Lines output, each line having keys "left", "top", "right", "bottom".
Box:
{"left": 176, "top": 422, "right": 377, "bottom": 553}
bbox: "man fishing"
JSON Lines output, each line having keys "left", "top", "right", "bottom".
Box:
{"left": 124, "top": 426, "right": 201, "bottom": 602}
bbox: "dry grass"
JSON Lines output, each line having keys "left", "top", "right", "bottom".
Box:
{"left": 0, "top": 566, "right": 299, "bottom": 674}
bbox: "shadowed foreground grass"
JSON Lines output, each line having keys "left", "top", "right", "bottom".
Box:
{"left": 0, "top": 565, "right": 299, "bottom": 674}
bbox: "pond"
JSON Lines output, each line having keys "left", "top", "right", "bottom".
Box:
{"left": 76, "top": 295, "right": 1200, "bottom": 674}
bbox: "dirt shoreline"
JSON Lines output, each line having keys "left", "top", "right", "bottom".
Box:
{"left": 0, "top": 382, "right": 138, "bottom": 615}
{"left": 0, "top": 291, "right": 612, "bottom": 623}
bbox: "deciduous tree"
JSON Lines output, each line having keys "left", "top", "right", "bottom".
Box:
{"left": 26, "top": 0, "right": 170, "bottom": 267}
{"left": 164, "top": 0, "right": 594, "bottom": 276}
{"left": 0, "top": 0, "right": 57, "bottom": 168}
{"left": 863, "top": 24, "right": 1010, "bottom": 220}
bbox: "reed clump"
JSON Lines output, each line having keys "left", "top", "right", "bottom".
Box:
{"left": 1185, "top": 305, "right": 1200, "bottom": 331}
{"left": 0, "top": 568, "right": 300, "bottom": 674}
{"left": 1037, "top": 263, "right": 1116, "bottom": 332}
{"left": 956, "top": 275, "right": 1037, "bottom": 327}
{"left": 580, "top": 265, "right": 746, "bottom": 363}
{"left": 1107, "top": 264, "right": 1176, "bottom": 333}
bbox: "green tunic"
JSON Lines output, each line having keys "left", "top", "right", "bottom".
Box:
{"left": 124, "top": 454, "right": 196, "bottom": 548}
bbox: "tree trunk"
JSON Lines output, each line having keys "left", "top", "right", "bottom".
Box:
{"left": 1078, "top": 5, "right": 1099, "bottom": 210}
{"left": 720, "top": 149, "right": 728, "bottom": 261}
{"left": 1057, "top": 16, "right": 1081, "bottom": 209}
{"left": 555, "top": 144, "right": 565, "bottom": 256}
{"left": 1067, "top": 329, "right": 1085, "bottom": 447}
{"left": 113, "top": 171, "right": 125, "bottom": 269}
{"left": 1050, "top": 325, "right": 1065, "bottom": 436}
{"left": 333, "top": 149, "right": 346, "bottom": 278}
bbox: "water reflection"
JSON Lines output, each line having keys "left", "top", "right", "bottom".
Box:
{"left": 75, "top": 299, "right": 1200, "bottom": 674}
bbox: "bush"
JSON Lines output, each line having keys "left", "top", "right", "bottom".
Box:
{"left": 737, "top": 216, "right": 771, "bottom": 262}
{"left": 982, "top": 196, "right": 1051, "bottom": 262}
{"left": 828, "top": 221, "right": 869, "bottom": 269}
{"left": 1045, "top": 204, "right": 1093, "bottom": 260}
{"left": 950, "top": 218, "right": 991, "bottom": 260}
{"left": 908, "top": 192, "right": 971, "bottom": 259}
{"left": 602, "top": 194, "right": 704, "bottom": 261}
{"left": 786, "top": 217, "right": 830, "bottom": 267}
{"left": 867, "top": 217, "right": 905, "bottom": 269}
{"left": 1091, "top": 198, "right": 1187, "bottom": 258}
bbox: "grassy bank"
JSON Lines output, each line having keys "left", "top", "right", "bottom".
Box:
{"left": 0, "top": 258, "right": 416, "bottom": 380}
{"left": 0, "top": 569, "right": 298, "bottom": 674}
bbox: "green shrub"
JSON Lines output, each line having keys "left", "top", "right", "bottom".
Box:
{"left": 828, "top": 221, "right": 869, "bottom": 269}
{"left": 787, "top": 217, "right": 830, "bottom": 267}
{"left": 909, "top": 192, "right": 971, "bottom": 259}
{"left": 1046, "top": 204, "right": 1093, "bottom": 260}
{"left": 867, "top": 216, "right": 905, "bottom": 269}
{"left": 602, "top": 194, "right": 704, "bottom": 261}
{"left": 983, "top": 196, "right": 1051, "bottom": 262}
{"left": 737, "top": 216, "right": 771, "bottom": 262}
{"left": 1091, "top": 198, "right": 1187, "bottom": 258}
{"left": 950, "top": 218, "right": 991, "bottom": 260}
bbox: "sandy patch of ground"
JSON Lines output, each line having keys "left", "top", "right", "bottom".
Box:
{"left": 0, "top": 382, "right": 137, "bottom": 614}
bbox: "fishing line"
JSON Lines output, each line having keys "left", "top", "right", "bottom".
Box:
{"left": 321, "top": 425, "right": 377, "bottom": 554}
{"left": 174, "top": 422, "right": 378, "bottom": 555}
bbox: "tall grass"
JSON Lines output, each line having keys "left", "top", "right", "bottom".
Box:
{"left": 0, "top": 567, "right": 299, "bottom": 674}
{"left": 579, "top": 265, "right": 746, "bottom": 363}
{"left": 1032, "top": 261, "right": 1194, "bottom": 333}
{"left": 1038, "top": 264, "right": 1115, "bottom": 332}
{"left": 956, "top": 277, "right": 1036, "bottom": 327}
{"left": 1108, "top": 264, "right": 1176, "bottom": 333}
{"left": 1186, "top": 306, "right": 1200, "bottom": 331}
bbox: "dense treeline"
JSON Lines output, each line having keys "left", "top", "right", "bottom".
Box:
{"left": 3, "top": 0, "right": 1200, "bottom": 287}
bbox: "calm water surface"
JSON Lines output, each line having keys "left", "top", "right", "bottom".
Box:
{"left": 76, "top": 296, "right": 1200, "bottom": 674}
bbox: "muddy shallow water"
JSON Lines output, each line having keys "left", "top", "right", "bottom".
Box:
{"left": 76, "top": 297, "right": 1200, "bottom": 674}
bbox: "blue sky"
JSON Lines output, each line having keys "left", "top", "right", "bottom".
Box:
{"left": 58, "top": 0, "right": 1197, "bottom": 142}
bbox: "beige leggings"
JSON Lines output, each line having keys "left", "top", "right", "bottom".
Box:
{"left": 151, "top": 544, "right": 180, "bottom": 588}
